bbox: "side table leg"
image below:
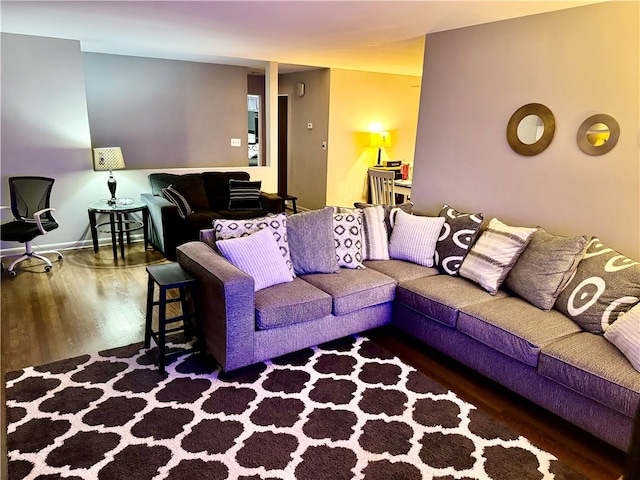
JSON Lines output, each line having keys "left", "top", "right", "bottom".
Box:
{"left": 143, "top": 208, "right": 149, "bottom": 251}
{"left": 109, "top": 213, "right": 117, "bottom": 259}
{"left": 118, "top": 213, "right": 125, "bottom": 259}
{"left": 89, "top": 210, "right": 99, "bottom": 253}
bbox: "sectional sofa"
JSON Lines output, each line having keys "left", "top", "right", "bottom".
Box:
{"left": 176, "top": 205, "right": 640, "bottom": 453}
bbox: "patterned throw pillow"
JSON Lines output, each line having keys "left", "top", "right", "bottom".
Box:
{"left": 162, "top": 185, "right": 193, "bottom": 219}
{"left": 216, "top": 228, "right": 293, "bottom": 292}
{"left": 228, "top": 179, "right": 262, "bottom": 210}
{"left": 333, "top": 210, "right": 364, "bottom": 269}
{"left": 459, "top": 218, "right": 536, "bottom": 295}
{"left": 554, "top": 237, "right": 640, "bottom": 334}
{"left": 504, "top": 228, "right": 588, "bottom": 311}
{"left": 213, "top": 212, "right": 294, "bottom": 276}
{"left": 388, "top": 209, "right": 445, "bottom": 267}
{"left": 360, "top": 205, "right": 390, "bottom": 260}
{"left": 604, "top": 304, "right": 640, "bottom": 372}
{"left": 434, "top": 204, "right": 483, "bottom": 276}
{"left": 354, "top": 202, "right": 413, "bottom": 239}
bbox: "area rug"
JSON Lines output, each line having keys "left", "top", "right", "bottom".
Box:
{"left": 6, "top": 335, "right": 588, "bottom": 480}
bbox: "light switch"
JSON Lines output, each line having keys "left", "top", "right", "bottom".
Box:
{"left": 231, "top": 138, "right": 242, "bottom": 147}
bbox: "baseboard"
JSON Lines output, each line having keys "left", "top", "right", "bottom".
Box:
{"left": 0, "top": 233, "right": 146, "bottom": 256}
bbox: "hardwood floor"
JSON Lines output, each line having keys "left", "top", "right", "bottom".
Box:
{"left": 1, "top": 244, "right": 628, "bottom": 480}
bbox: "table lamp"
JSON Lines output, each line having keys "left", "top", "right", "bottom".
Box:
{"left": 370, "top": 131, "right": 391, "bottom": 167}
{"left": 93, "top": 147, "right": 125, "bottom": 205}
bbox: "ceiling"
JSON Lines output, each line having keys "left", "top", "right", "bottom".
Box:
{"left": 1, "top": 1, "right": 603, "bottom": 76}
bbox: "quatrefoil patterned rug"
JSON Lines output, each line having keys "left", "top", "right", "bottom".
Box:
{"left": 6, "top": 335, "right": 588, "bottom": 480}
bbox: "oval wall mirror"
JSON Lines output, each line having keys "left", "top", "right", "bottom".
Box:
{"left": 506, "top": 103, "right": 556, "bottom": 156}
{"left": 577, "top": 113, "right": 620, "bottom": 155}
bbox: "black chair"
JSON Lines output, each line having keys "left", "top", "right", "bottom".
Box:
{"left": 1, "top": 176, "right": 63, "bottom": 276}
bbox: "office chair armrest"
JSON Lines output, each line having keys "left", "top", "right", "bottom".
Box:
{"left": 33, "top": 207, "right": 56, "bottom": 235}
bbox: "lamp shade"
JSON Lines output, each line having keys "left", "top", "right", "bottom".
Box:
{"left": 370, "top": 131, "right": 391, "bottom": 148}
{"left": 93, "top": 147, "right": 125, "bottom": 171}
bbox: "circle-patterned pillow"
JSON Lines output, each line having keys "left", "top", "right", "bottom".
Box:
{"left": 554, "top": 237, "right": 640, "bottom": 334}
{"left": 434, "top": 205, "right": 484, "bottom": 276}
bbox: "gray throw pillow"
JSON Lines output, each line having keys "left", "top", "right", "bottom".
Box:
{"left": 287, "top": 207, "right": 340, "bottom": 275}
{"left": 434, "top": 204, "right": 484, "bottom": 276}
{"left": 554, "top": 237, "right": 640, "bottom": 334}
{"left": 504, "top": 228, "right": 588, "bottom": 311}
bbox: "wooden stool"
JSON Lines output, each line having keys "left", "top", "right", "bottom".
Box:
{"left": 280, "top": 194, "right": 298, "bottom": 213}
{"left": 144, "top": 262, "right": 203, "bottom": 373}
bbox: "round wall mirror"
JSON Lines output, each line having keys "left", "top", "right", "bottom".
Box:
{"left": 577, "top": 114, "right": 620, "bottom": 155}
{"left": 507, "top": 103, "right": 555, "bottom": 156}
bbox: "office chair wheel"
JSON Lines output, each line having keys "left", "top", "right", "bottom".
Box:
{"left": 45, "top": 266, "right": 52, "bottom": 272}
{"left": 9, "top": 270, "right": 17, "bottom": 277}
{"left": 58, "top": 254, "right": 63, "bottom": 260}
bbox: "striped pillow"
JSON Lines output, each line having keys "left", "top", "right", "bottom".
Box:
{"left": 215, "top": 227, "right": 293, "bottom": 292}
{"left": 459, "top": 218, "right": 536, "bottom": 294}
{"left": 229, "top": 179, "right": 262, "bottom": 210}
{"left": 162, "top": 185, "right": 193, "bottom": 218}
{"left": 360, "top": 205, "right": 390, "bottom": 260}
{"left": 388, "top": 209, "right": 445, "bottom": 267}
{"left": 604, "top": 304, "right": 640, "bottom": 372}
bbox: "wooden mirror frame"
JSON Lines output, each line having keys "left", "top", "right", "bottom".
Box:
{"left": 577, "top": 113, "right": 620, "bottom": 156}
{"left": 506, "top": 103, "right": 556, "bottom": 156}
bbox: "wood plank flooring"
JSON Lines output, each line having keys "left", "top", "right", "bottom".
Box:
{"left": 1, "top": 244, "right": 628, "bottom": 480}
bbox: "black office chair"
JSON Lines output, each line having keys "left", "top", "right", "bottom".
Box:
{"left": 1, "top": 176, "right": 63, "bottom": 276}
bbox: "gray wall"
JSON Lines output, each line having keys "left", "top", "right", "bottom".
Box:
{"left": 1, "top": 33, "right": 277, "bottom": 253}
{"left": 279, "top": 69, "right": 331, "bottom": 210}
{"left": 412, "top": 2, "right": 640, "bottom": 259}
{"left": 83, "top": 53, "right": 249, "bottom": 168}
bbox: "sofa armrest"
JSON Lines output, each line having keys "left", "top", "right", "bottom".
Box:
{"left": 176, "top": 241, "right": 256, "bottom": 371}
{"left": 260, "top": 192, "right": 284, "bottom": 214}
{"left": 141, "top": 192, "right": 181, "bottom": 258}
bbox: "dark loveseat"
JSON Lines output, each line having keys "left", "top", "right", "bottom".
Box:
{"left": 141, "top": 172, "right": 283, "bottom": 259}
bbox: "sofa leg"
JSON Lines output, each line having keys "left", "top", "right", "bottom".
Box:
{"left": 624, "top": 401, "right": 640, "bottom": 480}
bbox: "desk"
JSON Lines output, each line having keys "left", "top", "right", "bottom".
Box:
{"left": 88, "top": 200, "right": 148, "bottom": 259}
{"left": 394, "top": 179, "right": 412, "bottom": 202}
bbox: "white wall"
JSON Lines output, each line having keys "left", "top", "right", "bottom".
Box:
{"left": 412, "top": 2, "right": 640, "bottom": 259}
{"left": 1, "top": 33, "right": 277, "bottom": 253}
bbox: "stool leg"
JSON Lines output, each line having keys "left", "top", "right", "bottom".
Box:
{"left": 144, "top": 274, "right": 154, "bottom": 348}
{"left": 190, "top": 286, "right": 205, "bottom": 355}
{"left": 179, "top": 286, "right": 192, "bottom": 341}
{"left": 158, "top": 285, "right": 168, "bottom": 373}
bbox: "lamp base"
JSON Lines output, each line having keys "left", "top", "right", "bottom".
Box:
{"left": 375, "top": 147, "right": 382, "bottom": 167}
{"left": 107, "top": 172, "right": 117, "bottom": 205}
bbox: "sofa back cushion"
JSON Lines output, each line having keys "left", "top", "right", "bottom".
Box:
{"left": 203, "top": 171, "right": 251, "bottom": 210}
{"left": 149, "top": 173, "right": 209, "bottom": 211}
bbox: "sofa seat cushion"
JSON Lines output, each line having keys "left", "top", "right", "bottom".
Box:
{"left": 255, "top": 278, "right": 332, "bottom": 330}
{"left": 301, "top": 268, "right": 396, "bottom": 315}
{"left": 457, "top": 297, "right": 582, "bottom": 367}
{"left": 210, "top": 209, "right": 271, "bottom": 220}
{"left": 364, "top": 260, "right": 439, "bottom": 283}
{"left": 538, "top": 332, "right": 640, "bottom": 418}
{"left": 396, "top": 275, "right": 508, "bottom": 328}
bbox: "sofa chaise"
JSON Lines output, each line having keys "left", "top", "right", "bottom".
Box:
{"left": 176, "top": 204, "right": 640, "bottom": 453}
{"left": 141, "top": 171, "right": 283, "bottom": 259}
